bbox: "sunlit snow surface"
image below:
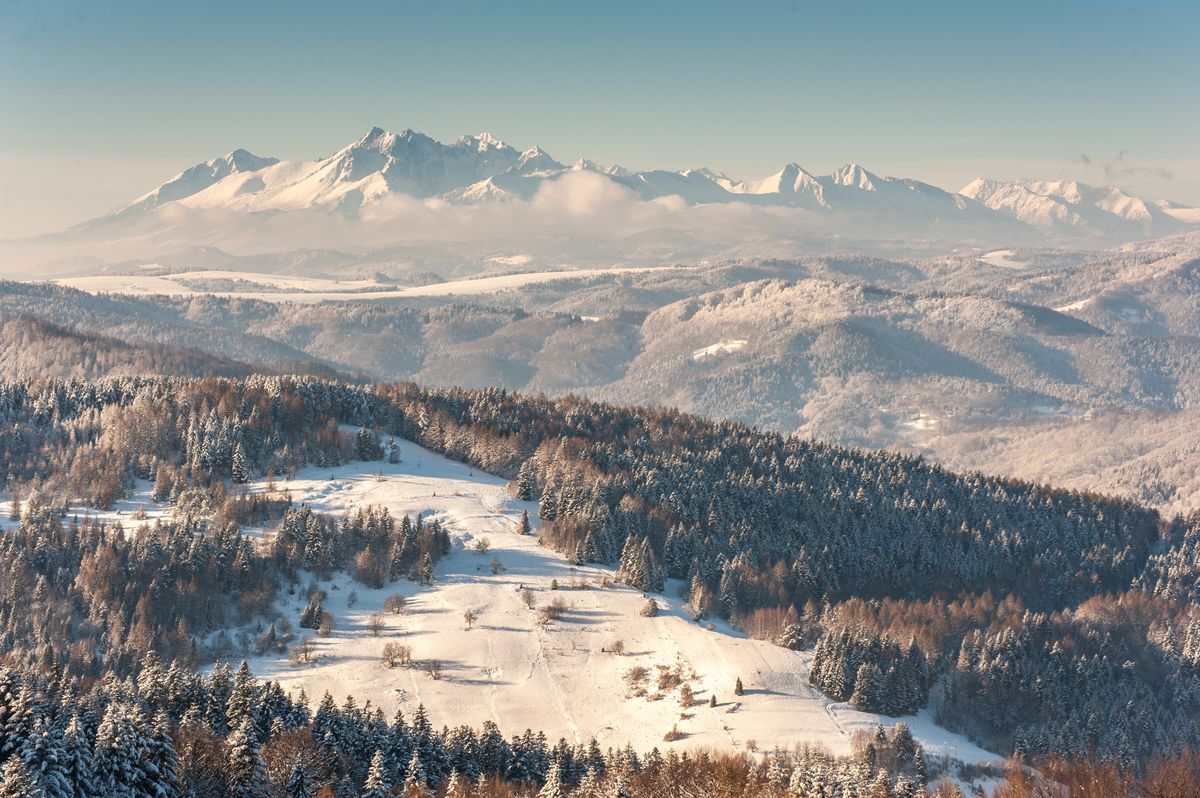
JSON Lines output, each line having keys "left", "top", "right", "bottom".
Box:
{"left": 52, "top": 265, "right": 686, "bottom": 304}
{"left": 691, "top": 339, "right": 748, "bottom": 361}
{"left": 226, "top": 435, "right": 998, "bottom": 767}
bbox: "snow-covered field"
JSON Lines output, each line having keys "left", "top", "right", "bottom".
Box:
{"left": 977, "top": 249, "right": 1029, "bottom": 269}
{"left": 223, "top": 435, "right": 998, "bottom": 768}
{"left": 691, "top": 339, "right": 748, "bottom": 361}
{"left": 50, "top": 265, "right": 686, "bottom": 304}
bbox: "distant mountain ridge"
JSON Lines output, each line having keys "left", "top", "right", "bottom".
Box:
{"left": 960, "top": 177, "right": 1194, "bottom": 239}
{"left": 44, "top": 125, "right": 1190, "bottom": 249}
{"left": 76, "top": 126, "right": 1199, "bottom": 244}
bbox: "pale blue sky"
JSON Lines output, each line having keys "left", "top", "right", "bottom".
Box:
{"left": 2, "top": 0, "right": 1197, "bottom": 236}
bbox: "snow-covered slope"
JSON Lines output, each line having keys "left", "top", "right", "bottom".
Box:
{"left": 238, "top": 435, "right": 997, "bottom": 767}
{"left": 96, "top": 149, "right": 280, "bottom": 222}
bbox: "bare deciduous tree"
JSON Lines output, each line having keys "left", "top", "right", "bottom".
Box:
{"left": 381, "top": 642, "right": 411, "bottom": 668}
{"left": 289, "top": 636, "right": 316, "bottom": 665}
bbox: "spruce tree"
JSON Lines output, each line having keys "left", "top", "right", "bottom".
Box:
{"left": 361, "top": 749, "right": 391, "bottom": 798}
{"left": 538, "top": 753, "right": 565, "bottom": 798}
{"left": 286, "top": 758, "right": 315, "bottom": 798}
{"left": 444, "top": 769, "right": 470, "bottom": 798}
{"left": 61, "top": 714, "right": 95, "bottom": 798}
{"left": 0, "top": 669, "right": 22, "bottom": 760}
{"left": 94, "top": 702, "right": 144, "bottom": 798}
{"left": 0, "top": 758, "right": 34, "bottom": 798}
{"left": 515, "top": 460, "right": 537, "bottom": 501}
{"left": 892, "top": 723, "right": 917, "bottom": 767}
{"left": 142, "top": 709, "right": 179, "bottom": 798}
{"left": 20, "top": 716, "right": 70, "bottom": 798}
{"left": 850, "top": 663, "right": 884, "bottom": 713}
{"left": 403, "top": 749, "right": 430, "bottom": 797}
{"left": 232, "top": 443, "right": 250, "bottom": 484}
{"left": 226, "top": 661, "right": 259, "bottom": 733}
{"left": 226, "top": 716, "right": 268, "bottom": 798}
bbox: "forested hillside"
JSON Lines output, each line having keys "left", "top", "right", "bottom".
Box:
{"left": 7, "top": 236, "right": 1200, "bottom": 518}
{"left": 1, "top": 375, "right": 1197, "bottom": 771}
{"left": 0, "top": 315, "right": 263, "bottom": 379}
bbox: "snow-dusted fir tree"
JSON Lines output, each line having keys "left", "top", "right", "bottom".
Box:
{"left": 515, "top": 459, "right": 537, "bottom": 500}
{"left": 403, "top": 749, "right": 431, "bottom": 797}
{"left": 226, "top": 661, "right": 259, "bottom": 732}
{"left": 61, "top": 714, "right": 96, "bottom": 798}
{"left": 20, "top": 716, "right": 70, "bottom": 798}
{"left": 361, "top": 749, "right": 391, "bottom": 798}
{"left": 0, "top": 757, "right": 35, "bottom": 798}
{"left": 443, "top": 769, "right": 470, "bottom": 798}
{"left": 0, "top": 670, "right": 23, "bottom": 761}
{"left": 606, "top": 768, "right": 632, "bottom": 798}
{"left": 94, "top": 702, "right": 147, "bottom": 798}
{"left": 537, "top": 753, "right": 565, "bottom": 798}
{"left": 286, "top": 758, "right": 315, "bottom": 798}
{"left": 850, "top": 663, "right": 884, "bottom": 712}
{"left": 226, "top": 716, "right": 268, "bottom": 798}
{"left": 142, "top": 709, "right": 179, "bottom": 798}
{"left": 232, "top": 442, "right": 250, "bottom": 483}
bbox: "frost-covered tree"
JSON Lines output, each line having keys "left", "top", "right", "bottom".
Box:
{"left": 226, "top": 716, "right": 268, "bottom": 798}
{"left": 0, "top": 757, "right": 35, "bottom": 798}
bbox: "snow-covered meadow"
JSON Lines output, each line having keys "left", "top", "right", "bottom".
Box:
{"left": 222, "top": 436, "right": 997, "bottom": 768}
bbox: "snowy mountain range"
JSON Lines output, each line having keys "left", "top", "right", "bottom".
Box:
{"left": 960, "top": 177, "right": 1199, "bottom": 239}
{"left": 73, "top": 126, "right": 1199, "bottom": 244}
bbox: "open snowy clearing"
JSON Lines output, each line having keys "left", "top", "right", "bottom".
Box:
{"left": 0, "top": 478, "right": 173, "bottom": 535}
{"left": 977, "top": 249, "right": 1029, "bottom": 269}
{"left": 49, "top": 265, "right": 689, "bottom": 304}
{"left": 1054, "top": 296, "right": 1094, "bottom": 313}
{"left": 692, "top": 339, "right": 748, "bottom": 361}
{"left": 209, "top": 435, "right": 1002, "bottom": 769}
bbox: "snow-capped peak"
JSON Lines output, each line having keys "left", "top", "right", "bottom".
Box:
{"left": 830, "top": 163, "right": 878, "bottom": 191}
{"left": 220, "top": 149, "right": 274, "bottom": 172}
{"left": 112, "top": 148, "right": 280, "bottom": 215}
{"left": 570, "top": 158, "right": 629, "bottom": 177}
{"left": 959, "top": 176, "right": 1193, "bottom": 236}
{"left": 959, "top": 177, "right": 1001, "bottom": 200}
{"left": 461, "top": 132, "right": 510, "bottom": 153}
{"left": 517, "top": 145, "right": 561, "bottom": 172}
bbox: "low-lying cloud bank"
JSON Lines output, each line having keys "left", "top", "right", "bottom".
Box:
{"left": 4, "top": 171, "right": 1009, "bottom": 276}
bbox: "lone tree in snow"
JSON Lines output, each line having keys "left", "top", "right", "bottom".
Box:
{"left": 381, "top": 642, "right": 412, "bottom": 668}
{"left": 385, "top": 594, "right": 406, "bottom": 614}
